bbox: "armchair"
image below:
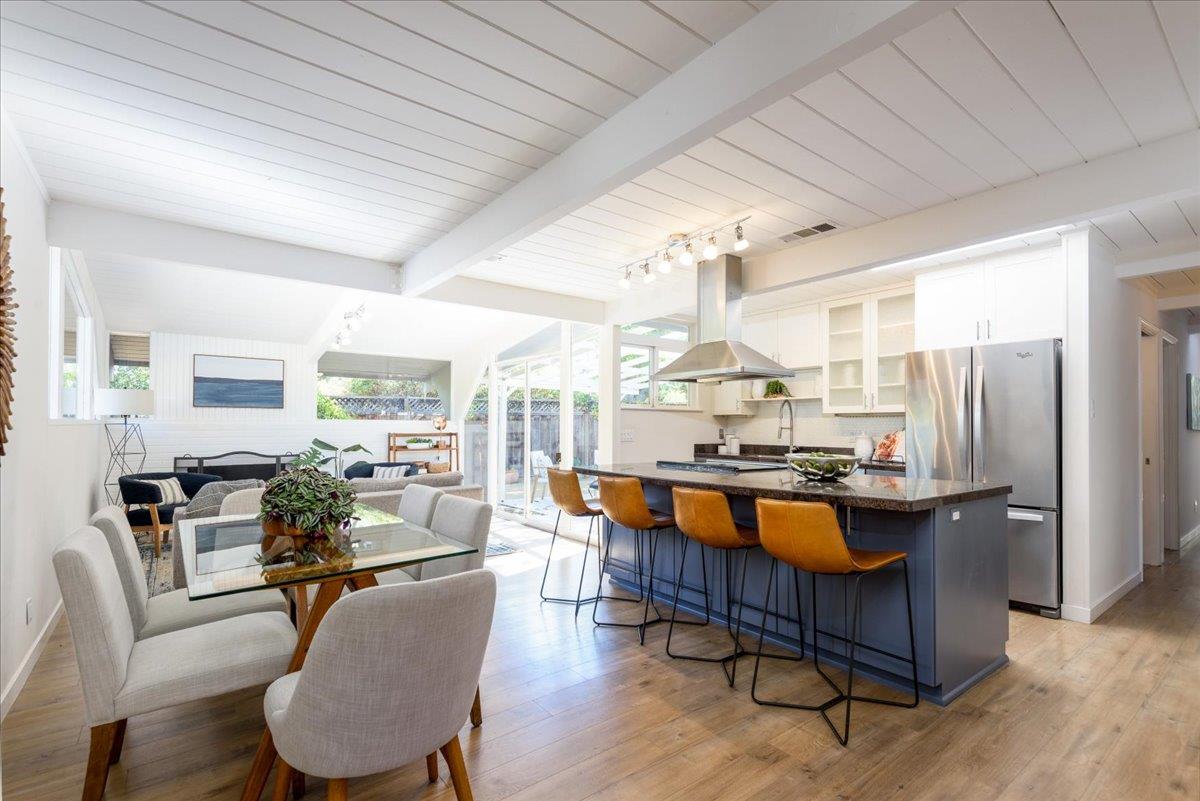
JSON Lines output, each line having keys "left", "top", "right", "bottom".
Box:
{"left": 118, "top": 471, "right": 222, "bottom": 556}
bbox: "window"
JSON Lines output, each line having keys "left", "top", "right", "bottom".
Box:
{"left": 620, "top": 319, "right": 696, "bottom": 409}
{"left": 315, "top": 352, "right": 447, "bottom": 420}
{"left": 52, "top": 249, "right": 94, "bottom": 419}
{"left": 109, "top": 334, "right": 150, "bottom": 390}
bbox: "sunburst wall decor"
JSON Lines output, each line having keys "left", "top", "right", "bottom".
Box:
{"left": 0, "top": 188, "right": 16, "bottom": 458}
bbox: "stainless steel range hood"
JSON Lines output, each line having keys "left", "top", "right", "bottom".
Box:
{"left": 652, "top": 255, "right": 794, "bottom": 384}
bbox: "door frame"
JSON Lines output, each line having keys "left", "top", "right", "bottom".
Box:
{"left": 1137, "top": 319, "right": 1178, "bottom": 567}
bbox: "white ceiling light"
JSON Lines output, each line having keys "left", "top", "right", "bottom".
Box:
{"left": 618, "top": 268, "right": 631, "bottom": 289}
{"left": 678, "top": 242, "right": 695, "bottom": 267}
{"left": 702, "top": 235, "right": 719, "bottom": 261}
{"left": 641, "top": 262, "right": 656, "bottom": 284}
{"left": 733, "top": 224, "right": 749, "bottom": 252}
{"left": 870, "top": 225, "right": 1075, "bottom": 272}
{"left": 658, "top": 251, "right": 672, "bottom": 274}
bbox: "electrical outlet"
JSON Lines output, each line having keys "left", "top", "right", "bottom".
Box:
{"left": 25, "top": 598, "right": 32, "bottom": 626}
{"left": 620, "top": 429, "right": 635, "bottom": 443}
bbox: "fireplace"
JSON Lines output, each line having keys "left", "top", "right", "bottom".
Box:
{"left": 174, "top": 450, "right": 300, "bottom": 481}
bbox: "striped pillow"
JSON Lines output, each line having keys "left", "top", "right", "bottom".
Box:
{"left": 373, "top": 465, "right": 414, "bottom": 480}
{"left": 140, "top": 477, "right": 187, "bottom": 506}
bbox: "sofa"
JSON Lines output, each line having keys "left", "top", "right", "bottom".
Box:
{"left": 119, "top": 471, "right": 223, "bottom": 557}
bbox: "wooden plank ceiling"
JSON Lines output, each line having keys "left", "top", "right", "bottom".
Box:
{"left": 2, "top": 1, "right": 1198, "bottom": 305}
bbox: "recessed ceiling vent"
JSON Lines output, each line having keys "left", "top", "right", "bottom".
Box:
{"left": 779, "top": 222, "right": 838, "bottom": 243}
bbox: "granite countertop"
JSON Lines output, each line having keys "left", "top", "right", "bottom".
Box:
{"left": 576, "top": 462, "right": 1011, "bottom": 512}
{"left": 694, "top": 444, "right": 906, "bottom": 473}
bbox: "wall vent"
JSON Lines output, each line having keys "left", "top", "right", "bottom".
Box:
{"left": 779, "top": 222, "right": 838, "bottom": 243}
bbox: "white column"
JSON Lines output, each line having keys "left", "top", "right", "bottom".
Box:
{"left": 597, "top": 323, "right": 621, "bottom": 465}
{"left": 559, "top": 323, "right": 573, "bottom": 468}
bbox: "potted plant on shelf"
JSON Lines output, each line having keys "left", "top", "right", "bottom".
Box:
{"left": 258, "top": 466, "right": 358, "bottom": 564}
{"left": 763, "top": 379, "right": 792, "bottom": 399}
{"left": 293, "top": 437, "right": 372, "bottom": 477}
{"left": 405, "top": 436, "right": 435, "bottom": 449}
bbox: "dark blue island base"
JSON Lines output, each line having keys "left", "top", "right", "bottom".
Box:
{"left": 590, "top": 479, "right": 1010, "bottom": 706}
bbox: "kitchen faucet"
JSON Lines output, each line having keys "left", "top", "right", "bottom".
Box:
{"left": 777, "top": 399, "right": 795, "bottom": 452}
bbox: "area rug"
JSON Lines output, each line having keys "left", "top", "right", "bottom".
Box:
{"left": 486, "top": 541, "right": 518, "bottom": 557}
{"left": 137, "top": 537, "right": 176, "bottom": 597}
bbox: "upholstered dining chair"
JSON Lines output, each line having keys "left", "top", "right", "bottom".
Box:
{"left": 219, "top": 487, "right": 265, "bottom": 515}
{"left": 264, "top": 571, "right": 496, "bottom": 801}
{"left": 398, "top": 483, "right": 445, "bottom": 529}
{"left": 90, "top": 506, "right": 288, "bottom": 639}
{"left": 118, "top": 471, "right": 222, "bottom": 556}
{"left": 53, "top": 526, "right": 298, "bottom": 801}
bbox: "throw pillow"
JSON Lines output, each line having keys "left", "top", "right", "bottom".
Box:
{"left": 184, "top": 478, "right": 267, "bottom": 519}
{"left": 140, "top": 477, "right": 187, "bottom": 506}
{"left": 373, "top": 464, "right": 416, "bottom": 479}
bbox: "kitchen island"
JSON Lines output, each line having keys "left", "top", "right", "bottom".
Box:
{"left": 576, "top": 462, "right": 1012, "bottom": 705}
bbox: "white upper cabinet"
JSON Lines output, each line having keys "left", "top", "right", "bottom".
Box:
{"left": 915, "top": 246, "right": 1064, "bottom": 350}
{"left": 742, "top": 304, "right": 819, "bottom": 368}
{"left": 820, "top": 288, "right": 914, "bottom": 414}
{"left": 777, "top": 304, "right": 820, "bottom": 368}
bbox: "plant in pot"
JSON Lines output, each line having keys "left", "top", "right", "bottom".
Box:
{"left": 406, "top": 436, "right": 435, "bottom": 449}
{"left": 258, "top": 466, "right": 359, "bottom": 564}
{"left": 763, "top": 379, "right": 791, "bottom": 399}
{"left": 293, "top": 437, "right": 371, "bottom": 477}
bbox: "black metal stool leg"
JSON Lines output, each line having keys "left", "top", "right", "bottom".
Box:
{"left": 592, "top": 519, "right": 644, "bottom": 630}
{"left": 751, "top": 559, "right": 826, "bottom": 710}
{"left": 540, "top": 512, "right": 600, "bottom": 613}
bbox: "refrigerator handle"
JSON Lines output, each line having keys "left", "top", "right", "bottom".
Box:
{"left": 973, "top": 364, "right": 985, "bottom": 479}
{"left": 957, "top": 366, "right": 969, "bottom": 469}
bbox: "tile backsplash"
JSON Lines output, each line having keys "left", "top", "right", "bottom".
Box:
{"left": 720, "top": 397, "right": 903, "bottom": 449}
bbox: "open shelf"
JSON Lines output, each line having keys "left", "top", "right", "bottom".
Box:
{"left": 827, "top": 384, "right": 864, "bottom": 391}
{"left": 741, "top": 395, "right": 820, "bottom": 402}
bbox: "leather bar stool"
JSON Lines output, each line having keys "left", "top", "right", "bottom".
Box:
{"left": 668, "top": 487, "right": 760, "bottom": 686}
{"left": 540, "top": 468, "right": 602, "bottom": 616}
{"left": 595, "top": 476, "right": 675, "bottom": 644}
{"left": 751, "top": 498, "right": 919, "bottom": 746}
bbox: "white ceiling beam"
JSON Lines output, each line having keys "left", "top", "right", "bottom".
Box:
{"left": 45, "top": 202, "right": 606, "bottom": 323}
{"left": 1114, "top": 237, "right": 1200, "bottom": 279}
{"left": 743, "top": 129, "right": 1200, "bottom": 294}
{"left": 1158, "top": 292, "right": 1200, "bottom": 312}
{"left": 398, "top": 0, "right": 954, "bottom": 297}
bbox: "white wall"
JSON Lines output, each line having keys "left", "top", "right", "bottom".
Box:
{"left": 0, "top": 118, "right": 105, "bottom": 716}
{"left": 617, "top": 409, "right": 720, "bottom": 463}
{"left": 137, "top": 331, "right": 455, "bottom": 472}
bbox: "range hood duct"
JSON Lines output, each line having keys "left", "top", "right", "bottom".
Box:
{"left": 652, "top": 255, "right": 794, "bottom": 384}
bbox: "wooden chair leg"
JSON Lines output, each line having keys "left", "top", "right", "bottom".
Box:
{"left": 470, "top": 687, "right": 482, "bottom": 727}
{"left": 291, "top": 771, "right": 306, "bottom": 799}
{"left": 240, "top": 727, "right": 279, "bottom": 801}
{"left": 426, "top": 753, "right": 439, "bottom": 783}
{"left": 439, "top": 735, "right": 474, "bottom": 801}
{"left": 148, "top": 504, "right": 163, "bottom": 557}
{"left": 83, "top": 722, "right": 119, "bottom": 801}
{"left": 108, "top": 719, "right": 127, "bottom": 765}
{"left": 272, "top": 758, "right": 294, "bottom": 801}
{"left": 326, "top": 778, "right": 348, "bottom": 801}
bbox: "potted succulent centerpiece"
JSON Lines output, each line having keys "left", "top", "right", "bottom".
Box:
{"left": 258, "top": 466, "right": 358, "bottom": 564}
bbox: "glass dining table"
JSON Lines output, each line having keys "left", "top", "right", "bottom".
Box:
{"left": 174, "top": 504, "right": 478, "bottom": 801}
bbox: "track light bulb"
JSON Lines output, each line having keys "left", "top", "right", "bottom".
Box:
{"left": 642, "top": 263, "right": 655, "bottom": 284}
{"left": 733, "top": 224, "right": 749, "bottom": 252}
{"left": 702, "top": 235, "right": 718, "bottom": 260}
{"left": 658, "top": 251, "right": 672, "bottom": 274}
{"left": 679, "top": 242, "right": 694, "bottom": 266}
{"left": 618, "top": 269, "right": 631, "bottom": 290}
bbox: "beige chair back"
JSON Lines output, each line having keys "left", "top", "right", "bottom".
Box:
{"left": 220, "top": 487, "right": 265, "bottom": 516}
{"left": 421, "top": 495, "right": 492, "bottom": 580}
{"left": 268, "top": 571, "right": 497, "bottom": 778}
{"left": 52, "top": 527, "right": 136, "bottom": 725}
{"left": 398, "top": 483, "right": 444, "bottom": 529}
{"left": 89, "top": 506, "right": 150, "bottom": 632}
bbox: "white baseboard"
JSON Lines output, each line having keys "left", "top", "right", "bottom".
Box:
{"left": 1180, "top": 523, "right": 1200, "bottom": 550}
{"left": 1059, "top": 570, "right": 1144, "bottom": 624}
{"left": 1, "top": 599, "right": 64, "bottom": 720}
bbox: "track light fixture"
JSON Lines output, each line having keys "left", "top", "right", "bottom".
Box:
{"left": 733, "top": 224, "right": 749, "bottom": 252}
{"left": 612, "top": 216, "right": 750, "bottom": 291}
{"left": 678, "top": 242, "right": 695, "bottom": 267}
{"left": 658, "top": 251, "right": 672, "bottom": 274}
{"left": 330, "top": 303, "right": 367, "bottom": 351}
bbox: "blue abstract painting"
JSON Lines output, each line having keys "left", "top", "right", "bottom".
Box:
{"left": 193, "top": 354, "right": 284, "bottom": 408}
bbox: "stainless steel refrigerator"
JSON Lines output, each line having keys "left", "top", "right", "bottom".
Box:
{"left": 906, "top": 339, "right": 1062, "bottom": 617}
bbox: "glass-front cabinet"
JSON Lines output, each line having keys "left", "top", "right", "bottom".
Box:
{"left": 821, "top": 288, "right": 914, "bottom": 414}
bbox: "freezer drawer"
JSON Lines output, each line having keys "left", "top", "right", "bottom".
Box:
{"left": 1007, "top": 507, "right": 1059, "bottom": 610}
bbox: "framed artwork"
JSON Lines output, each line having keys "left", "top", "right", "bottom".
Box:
{"left": 193, "top": 354, "right": 284, "bottom": 408}
{"left": 1188, "top": 373, "right": 1199, "bottom": 432}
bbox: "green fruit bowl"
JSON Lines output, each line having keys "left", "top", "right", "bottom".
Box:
{"left": 786, "top": 452, "right": 861, "bottom": 482}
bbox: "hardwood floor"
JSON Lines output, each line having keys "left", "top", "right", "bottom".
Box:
{"left": 3, "top": 528, "right": 1197, "bottom": 801}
